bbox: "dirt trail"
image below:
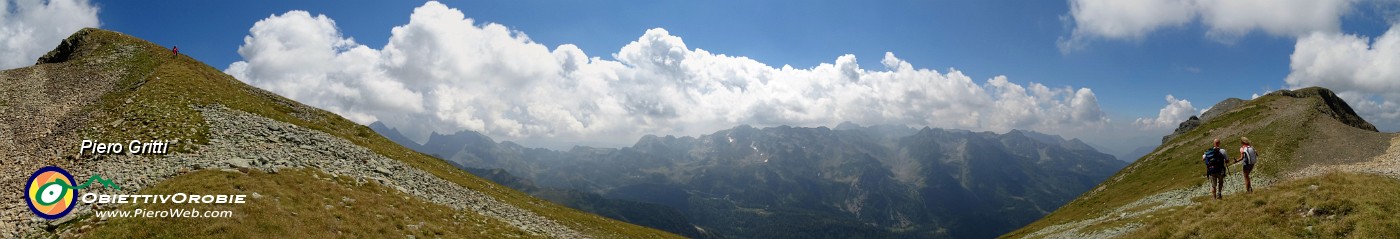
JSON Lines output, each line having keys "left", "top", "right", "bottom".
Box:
{"left": 1023, "top": 169, "right": 1278, "bottom": 239}
{"left": 1027, "top": 133, "right": 1400, "bottom": 239}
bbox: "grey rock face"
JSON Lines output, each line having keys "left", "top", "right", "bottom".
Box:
{"left": 1163, "top": 115, "right": 1202, "bottom": 144}
{"left": 1200, "top": 98, "right": 1244, "bottom": 122}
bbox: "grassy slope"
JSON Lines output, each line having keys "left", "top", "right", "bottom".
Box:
{"left": 1127, "top": 173, "right": 1400, "bottom": 238}
{"left": 79, "top": 169, "right": 535, "bottom": 238}
{"left": 1003, "top": 90, "right": 1390, "bottom": 238}
{"left": 51, "top": 28, "right": 676, "bottom": 238}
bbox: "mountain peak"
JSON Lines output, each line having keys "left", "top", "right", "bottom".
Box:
{"left": 35, "top": 28, "right": 179, "bottom": 67}
{"left": 367, "top": 121, "right": 422, "bottom": 150}
{"left": 36, "top": 28, "right": 104, "bottom": 64}
{"left": 1163, "top": 86, "right": 1377, "bottom": 144}
{"left": 1199, "top": 98, "right": 1245, "bottom": 122}
{"left": 1267, "top": 87, "right": 1377, "bottom": 132}
{"left": 1011, "top": 86, "right": 1396, "bottom": 238}
{"left": 834, "top": 121, "right": 863, "bottom": 130}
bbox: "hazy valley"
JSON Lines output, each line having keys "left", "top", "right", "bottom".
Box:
{"left": 376, "top": 122, "right": 1127, "bottom": 238}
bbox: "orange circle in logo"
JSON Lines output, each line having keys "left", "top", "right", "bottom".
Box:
{"left": 26, "top": 166, "right": 77, "bottom": 220}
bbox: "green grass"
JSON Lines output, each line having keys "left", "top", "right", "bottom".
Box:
{"left": 1125, "top": 173, "right": 1400, "bottom": 238}
{"left": 56, "top": 28, "right": 678, "bottom": 238}
{"left": 73, "top": 169, "right": 535, "bottom": 238}
{"left": 1003, "top": 94, "right": 1315, "bottom": 238}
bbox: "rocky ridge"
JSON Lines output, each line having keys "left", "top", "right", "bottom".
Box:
{"left": 1009, "top": 87, "right": 1399, "bottom": 238}
{"left": 1, "top": 28, "right": 670, "bottom": 238}
{"left": 0, "top": 35, "right": 136, "bottom": 236}
{"left": 18, "top": 105, "right": 587, "bottom": 238}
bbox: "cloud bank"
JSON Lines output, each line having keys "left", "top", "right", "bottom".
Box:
{"left": 226, "top": 1, "right": 1111, "bottom": 147}
{"left": 1287, "top": 24, "right": 1400, "bottom": 130}
{"left": 1061, "top": 0, "right": 1355, "bottom": 52}
{"left": 1063, "top": 0, "right": 1400, "bottom": 131}
{"left": 1134, "top": 95, "right": 1197, "bottom": 129}
{"left": 0, "top": 0, "right": 100, "bottom": 69}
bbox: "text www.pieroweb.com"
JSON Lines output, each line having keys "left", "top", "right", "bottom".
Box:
{"left": 93, "top": 208, "right": 233, "bottom": 218}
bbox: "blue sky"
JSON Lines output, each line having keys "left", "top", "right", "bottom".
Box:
{"left": 6, "top": 0, "right": 1399, "bottom": 153}
{"left": 92, "top": 0, "right": 1387, "bottom": 118}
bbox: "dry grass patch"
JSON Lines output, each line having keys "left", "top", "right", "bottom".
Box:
{"left": 1004, "top": 96, "right": 1304, "bottom": 238}
{"left": 1128, "top": 173, "right": 1400, "bottom": 238}
{"left": 73, "top": 169, "right": 535, "bottom": 238}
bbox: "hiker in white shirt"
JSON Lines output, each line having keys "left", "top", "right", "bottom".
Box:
{"left": 1234, "top": 137, "right": 1259, "bottom": 193}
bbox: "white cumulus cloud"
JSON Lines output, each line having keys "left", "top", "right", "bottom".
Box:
{"left": 0, "top": 0, "right": 100, "bottom": 69}
{"left": 1286, "top": 24, "right": 1400, "bottom": 130}
{"left": 226, "top": 1, "right": 1111, "bottom": 148}
{"left": 1059, "top": 0, "right": 1397, "bottom": 130}
{"left": 1135, "top": 95, "right": 1197, "bottom": 129}
{"left": 1061, "top": 0, "right": 1355, "bottom": 52}
{"left": 1062, "top": 0, "right": 1196, "bottom": 44}
{"left": 1194, "top": 0, "right": 1354, "bottom": 41}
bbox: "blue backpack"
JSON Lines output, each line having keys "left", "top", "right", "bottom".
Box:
{"left": 1203, "top": 147, "right": 1226, "bottom": 169}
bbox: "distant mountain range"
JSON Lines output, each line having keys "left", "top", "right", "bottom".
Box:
{"left": 374, "top": 122, "right": 1127, "bottom": 238}
{"left": 1088, "top": 141, "right": 1159, "bottom": 162}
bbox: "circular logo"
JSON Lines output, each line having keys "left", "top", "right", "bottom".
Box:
{"left": 26, "top": 166, "right": 77, "bottom": 220}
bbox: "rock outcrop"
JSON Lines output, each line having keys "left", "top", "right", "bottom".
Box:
{"left": 1159, "top": 87, "right": 1375, "bottom": 144}
{"left": 1162, "top": 115, "right": 1201, "bottom": 144}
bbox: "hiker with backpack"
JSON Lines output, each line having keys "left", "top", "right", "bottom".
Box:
{"left": 1203, "top": 138, "right": 1229, "bottom": 199}
{"left": 1234, "top": 137, "right": 1259, "bottom": 193}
